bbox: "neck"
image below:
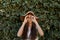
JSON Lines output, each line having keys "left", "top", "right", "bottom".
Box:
{"left": 29, "top": 22, "right": 32, "bottom": 28}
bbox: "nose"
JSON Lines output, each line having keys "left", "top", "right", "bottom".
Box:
{"left": 29, "top": 15, "right": 31, "bottom": 18}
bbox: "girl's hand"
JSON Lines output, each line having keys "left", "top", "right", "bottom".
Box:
{"left": 31, "top": 16, "right": 37, "bottom": 23}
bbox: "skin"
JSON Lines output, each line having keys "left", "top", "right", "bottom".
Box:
{"left": 17, "top": 14, "right": 44, "bottom": 37}
{"left": 26, "top": 15, "right": 33, "bottom": 28}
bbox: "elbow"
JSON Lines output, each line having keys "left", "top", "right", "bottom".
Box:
{"left": 40, "top": 32, "right": 44, "bottom": 36}
{"left": 17, "top": 33, "right": 21, "bottom": 37}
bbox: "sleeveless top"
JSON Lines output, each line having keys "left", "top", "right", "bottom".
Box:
{"left": 22, "top": 22, "right": 38, "bottom": 40}
{"left": 26, "top": 27, "right": 38, "bottom": 40}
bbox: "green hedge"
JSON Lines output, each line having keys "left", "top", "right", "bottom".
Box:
{"left": 0, "top": 0, "right": 60, "bottom": 40}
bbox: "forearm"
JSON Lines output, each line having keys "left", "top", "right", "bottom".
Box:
{"left": 17, "top": 22, "right": 26, "bottom": 37}
{"left": 35, "top": 21, "right": 44, "bottom": 36}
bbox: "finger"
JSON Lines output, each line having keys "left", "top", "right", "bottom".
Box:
{"left": 31, "top": 16, "right": 34, "bottom": 19}
{"left": 25, "top": 16, "right": 28, "bottom": 19}
{"left": 32, "top": 16, "right": 36, "bottom": 20}
{"left": 34, "top": 17, "right": 36, "bottom": 19}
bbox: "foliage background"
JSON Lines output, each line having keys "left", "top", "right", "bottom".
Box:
{"left": 0, "top": 0, "right": 60, "bottom": 40}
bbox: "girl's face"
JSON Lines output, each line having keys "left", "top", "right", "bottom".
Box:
{"left": 26, "top": 14, "right": 33, "bottom": 24}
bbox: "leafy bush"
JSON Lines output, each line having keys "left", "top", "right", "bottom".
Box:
{"left": 0, "top": 0, "right": 60, "bottom": 40}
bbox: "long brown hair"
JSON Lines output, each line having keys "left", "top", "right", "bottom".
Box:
{"left": 22, "top": 22, "right": 38, "bottom": 40}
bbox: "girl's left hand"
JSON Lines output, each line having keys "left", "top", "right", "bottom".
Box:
{"left": 31, "top": 16, "right": 37, "bottom": 23}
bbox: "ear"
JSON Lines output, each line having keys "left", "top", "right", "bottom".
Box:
{"left": 20, "top": 16, "right": 25, "bottom": 22}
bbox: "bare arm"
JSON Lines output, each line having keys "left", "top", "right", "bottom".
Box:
{"left": 32, "top": 16, "right": 44, "bottom": 36}
{"left": 35, "top": 21, "right": 44, "bottom": 36}
{"left": 17, "top": 16, "right": 27, "bottom": 37}
{"left": 17, "top": 22, "right": 26, "bottom": 37}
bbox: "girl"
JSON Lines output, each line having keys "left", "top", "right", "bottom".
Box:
{"left": 17, "top": 11, "right": 44, "bottom": 40}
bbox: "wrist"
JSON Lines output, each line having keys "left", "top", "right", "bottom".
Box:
{"left": 23, "top": 21, "right": 26, "bottom": 25}
{"left": 23, "top": 20, "right": 26, "bottom": 23}
{"left": 34, "top": 21, "right": 38, "bottom": 24}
